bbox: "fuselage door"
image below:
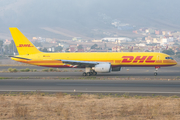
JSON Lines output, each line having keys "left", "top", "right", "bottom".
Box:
{"left": 157, "top": 55, "right": 160, "bottom": 60}
{"left": 157, "top": 55, "right": 161, "bottom": 63}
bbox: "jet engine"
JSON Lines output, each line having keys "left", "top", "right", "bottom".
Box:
{"left": 92, "top": 63, "right": 111, "bottom": 73}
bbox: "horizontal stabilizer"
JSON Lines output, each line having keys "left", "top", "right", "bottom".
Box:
{"left": 11, "top": 56, "right": 31, "bottom": 61}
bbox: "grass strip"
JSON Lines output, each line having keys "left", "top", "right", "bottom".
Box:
{"left": 0, "top": 93, "right": 180, "bottom": 119}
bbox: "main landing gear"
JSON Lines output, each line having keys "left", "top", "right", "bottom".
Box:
{"left": 82, "top": 71, "right": 97, "bottom": 76}
{"left": 154, "top": 66, "right": 160, "bottom": 76}
{"left": 82, "top": 67, "right": 97, "bottom": 76}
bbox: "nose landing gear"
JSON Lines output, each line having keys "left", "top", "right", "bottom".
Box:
{"left": 154, "top": 66, "right": 160, "bottom": 76}
{"left": 154, "top": 72, "right": 158, "bottom": 76}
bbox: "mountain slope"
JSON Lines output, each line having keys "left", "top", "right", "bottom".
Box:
{"left": 0, "top": 0, "right": 180, "bottom": 38}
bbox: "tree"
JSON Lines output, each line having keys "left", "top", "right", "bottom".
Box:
{"left": 65, "top": 48, "right": 70, "bottom": 52}
{"left": 9, "top": 42, "right": 13, "bottom": 55}
{"left": 175, "top": 54, "right": 180, "bottom": 58}
{"left": 4, "top": 45, "right": 8, "bottom": 54}
{"left": 33, "top": 42, "right": 42, "bottom": 47}
{"left": 55, "top": 46, "right": 63, "bottom": 52}
{"left": 142, "top": 37, "right": 146, "bottom": 41}
{"left": 0, "top": 40, "right": 3, "bottom": 55}
{"left": 176, "top": 52, "right": 180, "bottom": 55}
{"left": 42, "top": 48, "right": 48, "bottom": 52}
{"left": 11, "top": 40, "right": 18, "bottom": 54}
{"left": 91, "top": 44, "right": 98, "bottom": 49}
{"left": 77, "top": 45, "right": 83, "bottom": 49}
{"left": 162, "top": 49, "right": 175, "bottom": 55}
{"left": 104, "top": 43, "right": 107, "bottom": 48}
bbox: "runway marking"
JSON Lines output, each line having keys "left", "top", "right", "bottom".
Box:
{"left": 1, "top": 90, "right": 180, "bottom": 94}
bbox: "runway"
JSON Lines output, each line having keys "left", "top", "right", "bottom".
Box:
{"left": 1, "top": 79, "right": 180, "bottom": 95}
{"left": 0, "top": 66, "right": 180, "bottom": 95}
{"left": 0, "top": 66, "right": 179, "bottom": 78}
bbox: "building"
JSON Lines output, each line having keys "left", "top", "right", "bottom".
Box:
{"left": 145, "top": 29, "right": 149, "bottom": 33}
{"left": 58, "top": 43, "right": 64, "bottom": 47}
{"left": 69, "top": 44, "right": 77, "bottom": 52}
{"left": 92, "top": 39, "right": 102, "bottom": 42}
{"left": 72, "top": 37, "right": 82, "bottom": 42}
{"left": 32, "top": 37, "right": 37, "bottom": 39}
{"left": 146, "top": 39, "right": 152, "bottom": 44}
{"left": 77, "top": 49, "right": 84, "bottom": 52}
{"left": 133, "top": 30, "right": 138, "bottom": 34}
{"left": 136, "top": 43, "right": 146, "bottom": 47}
{"left": 160, "top": 38, "right": 168, "bottom": 46}
{"left": 149, "top": 29, "right": 155, "bottom": 34}
{"left": 46, "top": 38, "right": 53, "bottom": 42}
{"left": 4, "top": 39, "right": 11, "bottom": 45}
{"left": 155, "top": 30, "right": 159, "bottom": 35}
{"left": 145, "top": 36, "right": 153, "bottom": 44}
{"left": 162, "top": 31, "right": 166, "bottom": 35}
{"left": 102, "top": 37, "right": 132, "bottom": 42}
{"left": 112, "top": 46, "right": 121, "bottom": 52}
{"left": 153, "top": 38, "right": 161, "bottom": 44}
{"left": 47, "top": 47, "right": 55, "bottom": 52}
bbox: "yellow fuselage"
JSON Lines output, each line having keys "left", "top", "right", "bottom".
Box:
{"left": 12, "top": 52, "right": 177, "bottom": 68}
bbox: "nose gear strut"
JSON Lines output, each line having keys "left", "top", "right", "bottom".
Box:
{"left": 154, "top": 66, "right": 160, "bottom": 76}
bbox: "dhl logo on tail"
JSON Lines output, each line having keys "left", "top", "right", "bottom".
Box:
{"left": 122, "top": 56, "right": 155, "bottom": 63}
{"left": 17, "top": 44, "right": 34, "bottom": 47}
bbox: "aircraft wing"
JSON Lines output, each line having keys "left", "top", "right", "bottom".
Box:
{"left": 57, "top": 60, "right": 100, "bottom": 67}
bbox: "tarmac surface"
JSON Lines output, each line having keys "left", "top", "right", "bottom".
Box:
{"left": 0, "top": 66, "right": 180, "bottom": 78}
{"left": 1, "top": 79, "right": 180, "bottom": 96}
{"left": 0, "top": 66, "right": 180, "bottom": 95}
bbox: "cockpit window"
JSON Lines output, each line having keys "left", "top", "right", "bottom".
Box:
{"left": 165, "top": 57, "right": 174, "bottom": 60}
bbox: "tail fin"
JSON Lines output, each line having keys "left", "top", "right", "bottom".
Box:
{"left": 9, "top": 27, "right": 41, "bottom": 55}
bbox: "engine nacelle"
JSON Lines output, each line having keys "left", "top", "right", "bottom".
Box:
{"left": 92, "top": 63, "right": 111, "bottom": 73}
{"left": 112, "top": 67, "right": 121, "bottom": 71}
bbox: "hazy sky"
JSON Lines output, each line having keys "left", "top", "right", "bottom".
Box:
{"left": 0, "top": 0, "right": 180, "bottom": 38}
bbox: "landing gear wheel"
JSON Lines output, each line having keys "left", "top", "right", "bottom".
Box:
{"left": 86, "top": 72, "right": 91, "bottom": 76}
{"left": 154, "top": 72, "right": 158, "bottom": 76}
{"left": 154, "top": 66, "right": 159, "bottom": 76}
{"left": 82, "top": 72, "right": 87, "bottom": 76}
{"left": 92, "top": 72, "right": 97, "bottom": 76}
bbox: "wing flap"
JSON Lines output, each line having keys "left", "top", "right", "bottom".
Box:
{"left": 57, "top": 59, "right": 99, "bottom": 67}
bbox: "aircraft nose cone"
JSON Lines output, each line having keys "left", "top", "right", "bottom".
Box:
{"left": 174, "top": 60, "right": 177, "bottom": 65}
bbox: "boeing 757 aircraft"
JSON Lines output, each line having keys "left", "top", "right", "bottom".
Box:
{"left": 9, "top": 28, "right": 177, "bottom": 76}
